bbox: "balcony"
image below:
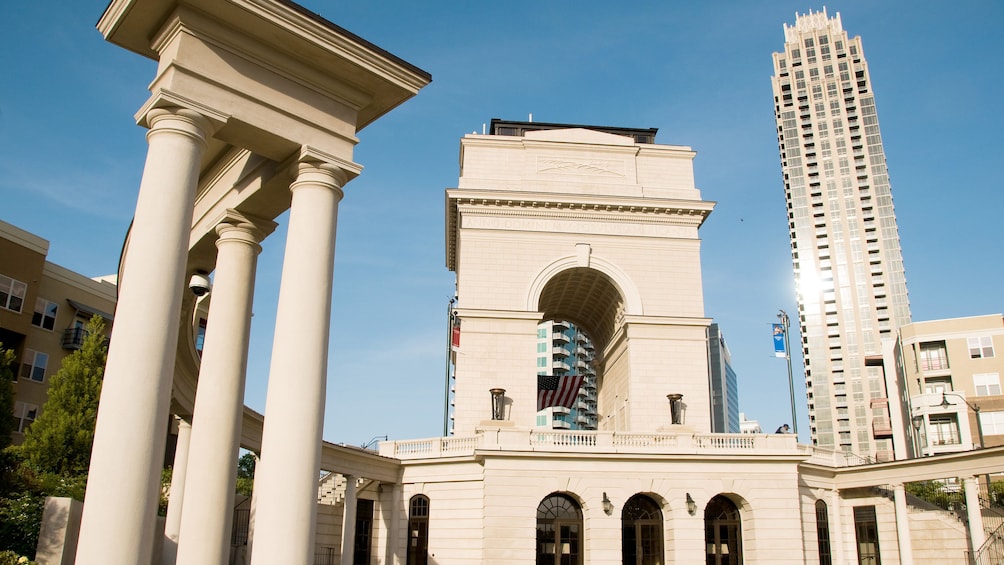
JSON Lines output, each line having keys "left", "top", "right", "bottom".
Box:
{"left": 62, "top": 327, "right": 89, "bottom": 350}
{"left": 872, "top": 417, "right": 892, "bottom": 438}
{"left": 551, "top": 333, "right": 570, "bottom": 344}
{"left": 552, "top": 360, "right": 571, "bottom": 372}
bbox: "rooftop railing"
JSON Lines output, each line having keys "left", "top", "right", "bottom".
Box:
{"left": 382, "top": 429, "right": 801, "bottom": 460}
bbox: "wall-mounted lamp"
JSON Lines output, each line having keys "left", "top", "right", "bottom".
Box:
{"left": 602, "top": 492, "right": 613, "bottom": 515}
{"left": 667, "top": 393, "right": 684, "bottom": 425}
{"left": 686, "top": 493, "right": 697, "bottom": 516}
{"left": 489, "top": 388, "right": 506, "bottom": 420}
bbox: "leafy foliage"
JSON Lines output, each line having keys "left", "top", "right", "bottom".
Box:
{"left": 18, "top": 316, "right": 106, "bottom": 475}
{"left": 0, "top": 346, "right": 16, "bottom": 450}
{"left": 236, "top": 452, "right": 256, "bottom": 496}
{"left": 0, "top": 316, "right": 107, "bottom": 558}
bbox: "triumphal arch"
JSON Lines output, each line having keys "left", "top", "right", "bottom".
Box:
{"left": 446, "top": 120, "right": 715, "bottom": 434}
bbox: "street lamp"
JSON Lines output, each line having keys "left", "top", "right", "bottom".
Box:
{"left": 778, "top": 310, "right": 798, "bottom": 435}
{"left": 939, "top": 391, "right": 984, "bottom": 449}
{"left": 939, "top": 391, "right": 990, "bottom": 489}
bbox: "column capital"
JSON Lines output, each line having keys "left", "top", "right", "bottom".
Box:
{"left": 142, "top": 106, "right": 215, "bottom": 149}
{"left": 214, "top": 209, "right": 278, "bottom": 250}
{"left": 296, "top": 145, "right": 362, "bottom": 186}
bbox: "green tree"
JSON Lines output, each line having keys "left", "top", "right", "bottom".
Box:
{"left": 19, "top": 316, "right": 107, "bottom": 475}
{"left": 236, "top": 452, "right": 256, "bottom": 496}
{"left": 0, "top": 345, "right": 16, "bottom": 450}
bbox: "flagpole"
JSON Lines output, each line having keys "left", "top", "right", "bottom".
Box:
{"left": 778, "top": 309, "right": 798, "bottom": 435}
{"left": 443, "top": 297, "right": 456, "bottom": 436}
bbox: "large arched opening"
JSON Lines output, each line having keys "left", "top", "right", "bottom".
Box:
{"left": 535, "top": 267, "right": 627, "bottom": 431}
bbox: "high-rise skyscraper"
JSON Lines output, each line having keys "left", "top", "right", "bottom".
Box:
{"left": 771, "top": 9, "right": 911, "bottom": 460}
{"left": 708, "top": 323, "right": 740, "bottom": 433}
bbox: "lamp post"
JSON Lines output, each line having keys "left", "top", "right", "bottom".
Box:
{"left": 443, "top": 297, "right": 456, "bottom": 436}
{"left": 911, "top": 415, "right": 925, "bottom": 457}
{"left": 938, "top": 391, "right": 990, "bottom": 490}
{"left": 778, "top": 310, "right": 798, "bottom": 435}
{"left": 939, "top": 392, "right": 984, "bottom": 449}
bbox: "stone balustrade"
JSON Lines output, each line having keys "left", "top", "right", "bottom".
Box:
{"left": 381, "top": 428, "right": 801, "bottom": 459}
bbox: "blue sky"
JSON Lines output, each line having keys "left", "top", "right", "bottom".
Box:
{"left": 2, "top": 1, "right": 1001, "bottom": 446}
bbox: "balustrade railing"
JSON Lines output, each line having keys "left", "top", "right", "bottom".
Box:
{"left": 387, "top": 429, "right": 798, "bottom": 459}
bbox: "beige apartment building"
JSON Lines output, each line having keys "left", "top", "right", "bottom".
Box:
{"left": 891, "top": 315, "right": 1004, "bottom": 456}
{"left": 0, "top": 219, "right": 116, "bottom": 444}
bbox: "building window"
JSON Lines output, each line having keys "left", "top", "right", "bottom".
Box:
{"left": 853, "top": 506, "right": 880, "bottom": 564}
{"left": 705, "top": 495, "right": 742, "bottom": 564}
{"left": 815, "top": 500, "right": 832, "bottom": 565}
{"left": 20, "top": 349, "right": 48, "bottom": 382}
{"left": 968, "top": 336, "right": 995, "bottom": 359}
{"left": 536, "top": 493, "right": 582, "bottom": 565}
{"left": 979, "top": 411, "right": 1004, "bottom": 435}
{"left": 622, "top": 494, "right": 663, "bottom": 565}
{"left": 0, "top": 274, "right": 27, "bottom": 313}
{"left": 923, "top": 377, "right": 952, "bottom": 394}
{"left": 14, "top": 401, "right": 38, "bottom": 433}
{"left": 407, "top": 495, "right": 430, "bottom": 565}
{"left": 918, "top": 341, "right": 948, "bottom": 371}
{"left": 928, "top": 414, "right": 960, "bottom": 445}
{"left": 974, "top": 373, "right": 1002, "bottom": 396}
{"left": 32, "top": 298, "right": 59, "bottom": 330}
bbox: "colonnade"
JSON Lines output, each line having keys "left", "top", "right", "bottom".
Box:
{"left": 819, "top": 477, "right": 987, "bottom": 565}
{"left": 74, "top": 105, "right": 357, "bottom": 564}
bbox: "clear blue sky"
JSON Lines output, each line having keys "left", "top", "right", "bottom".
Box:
{"left": 2, "top": 1, "right": 1001, "bottom": 446}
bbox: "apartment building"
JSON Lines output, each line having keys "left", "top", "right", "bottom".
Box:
{"left": 892, "top": 314, "right": 1004, "bottom": 457}
{"left": 0, "top": 220, "right": 116, "bottom": 443}
{"left": 535, "top": 320, "right": 598, "bottom": 430}
{"left": 771, "top": 9, "right": 911, "bottom": 459}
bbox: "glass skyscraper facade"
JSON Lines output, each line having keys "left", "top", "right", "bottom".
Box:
{"left": 771, "top": 9, "right": 910, "bottom": 460}
{"left": 708, "top": 324, "right": 740, "bottom": 433}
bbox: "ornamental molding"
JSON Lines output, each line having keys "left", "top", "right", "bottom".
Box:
{"left": 536, "top": 156, "right": 625, "bottom": 177}
{"left": 455, "top": 205, "right": 707, "bottom": 228}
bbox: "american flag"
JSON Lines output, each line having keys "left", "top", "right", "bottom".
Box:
{"left": 537, "top": 375, "right": 585, "bottom": 410}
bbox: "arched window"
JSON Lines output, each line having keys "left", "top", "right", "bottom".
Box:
{"left": 815, "top": 500, "right": 832, "bottom": 565}
{"left": 705, "top": 495, "right": 742, "bottom": 565}
{"left": 407, "top": 495, "right": 429, "bottom": 565}
{"left": 622, "top": 494, "right": 664, "bottom": 565}
{"left": 536, "top": 493, "right": 583, "bottom": 565}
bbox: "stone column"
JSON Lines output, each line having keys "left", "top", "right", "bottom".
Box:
{"left": 76, "top": 107, "right": 212, "bottom": 565}
{"left": 162, "top": 417, "right": 193, "bottom": 565}
{"left": 341, "top": 475, "right": 358, "bottom": 565}
{"left": 892, "top": 483, "right": 914, "bottom": 565}
{"left": 963, "top": 475, "right": 986, "bottom": 552}
{"left": 250, "top": 158, "right": 347, "bottom": 565}
{"left": 176, "top": 212, "right": 275, "bottom": 565}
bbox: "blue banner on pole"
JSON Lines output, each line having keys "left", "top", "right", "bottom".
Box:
{"left": 773, "top": 323, "right": 786, "bottom": 358}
